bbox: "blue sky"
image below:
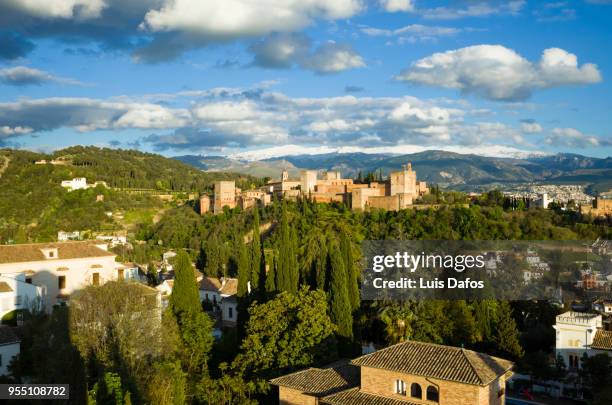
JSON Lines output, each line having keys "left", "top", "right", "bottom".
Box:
{"left": 0, "top": 0, "right": 610, "bottom": 159}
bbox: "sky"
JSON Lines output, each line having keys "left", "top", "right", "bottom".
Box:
{"left": 0, "top": 0, "right": 611, "bottom": 159}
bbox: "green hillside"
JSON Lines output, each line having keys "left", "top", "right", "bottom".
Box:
{"left": 0, "top": 146, "right": 261, "bottom": 243}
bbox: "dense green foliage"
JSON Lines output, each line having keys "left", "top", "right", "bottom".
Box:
{"left": 0, "top": 147, "right": 259, "bottom": 243}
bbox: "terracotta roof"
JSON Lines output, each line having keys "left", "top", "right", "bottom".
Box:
{"left": 592, "top": 330, "right": 612, "bottom": 350}
{"left": 0, "top": 241, "right": 114, "bottom": 264}
{"left": 0, "top": 326, "right": 20, "bottom": 345}
{"left": 321, "top": 388, "right": 420, "bottom": 405}
{"left": 0, "top": 282, "right": 13, "bottom": 293}
{"left": 270, "top": 361, "right": 359, "bottom": 396}
{"left": 199, "top": 277, "right": 238, "bottom": 296}
{"left": 351, "top": 340, "right": 513, "bottom": 386}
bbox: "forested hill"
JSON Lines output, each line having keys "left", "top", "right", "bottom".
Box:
{"left": 0, "top": 146, "right": 261, "bottom": 243}
{"left": 12, "top": 146, "right": 259, "bottom": 190}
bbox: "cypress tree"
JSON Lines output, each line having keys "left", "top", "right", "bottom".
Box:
{"left": 266, "top": 252, "right": 277, "bottom": 293}
{"left": 316, "top": 236, "right": 328, "bottom": 290}
{"left": 329, "top": 246, "right": 353, "bottom": 339}
{"left": 288, "top": 227, "right": 299, "bottom": 292}
{"left": 250, "top": 206, "right": 262, "bottom": 291}
{"left": 341, "top": 231, "right": 359, "bottom": 311}
{"left": 277, "top": 202, "right": 299, "bottom": 294}
{"left": 237, "top": 238, "right": 250, "bottom": 297}
{"left": 170, "top": 250, "right": 200, "bottom": 316}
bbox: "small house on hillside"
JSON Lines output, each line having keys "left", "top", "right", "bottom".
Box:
{"left": 199, "top": 277, "right": 238, "bottom": 327}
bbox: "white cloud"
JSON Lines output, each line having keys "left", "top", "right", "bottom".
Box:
{"left": 521, "top": 121, "right": 543, "bottom": 133}
{"left": 0, "top": 98, "right": 189, "bottom": 132}
{"left": 141, "top": 0, "right": 363, "bottom": 39}
{"left": 0, "top": 125, "right": 33, "bottom": 135}
{"left": 396, "top": 45, "right": 602, "bottom": 101}
{"left": 0, "top": 66, "right": 83, "bottom": 86}
{"left": 379, "top": 0, "right": 414, "bottom": 13}
{"left": 249, "top": 35, "right": 365, "bottom": 73}
{"left": 422, "top": 0, "right": 525, "bottom": 19}
{"left": 2, "top": 87, "right": 599, "bottom": 155}
{"left": 302, "top": 42, "right": 365, "bottom": 73}
{"left": 360, "top": 24, "right": 460, "bottom": 42}
{"left": 3, "top": 0, "right": 107, "bottom": 19}
{"left": 545, "top": 127, "right": 607, "bottom": 148}
{"left": 249, "top": 34, "right": 311, "bottom": 69}
{"left": 193, "top": 101, "right": 260, "bottom": 122}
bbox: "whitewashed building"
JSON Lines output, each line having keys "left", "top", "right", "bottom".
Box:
{"left": 57, "top": 231, "right": 81, "bottom": 241}
{"left": 0, "top": 273, "right": 45, "bottom": 320}
{"left": 200, "top": 277, "right": 238, "bottom": 327}
{"left": 0, "top": 241, "right": 124, "bottom": 310}
{"left": 553, "top": 311, "right": 612, "bottom": 370}
{"left": 61, "top": 177, "right": 88, "bottom": 191}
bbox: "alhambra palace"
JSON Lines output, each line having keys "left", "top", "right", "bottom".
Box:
{"left": 200, "top": 163, "right": 429, "bottom": 214}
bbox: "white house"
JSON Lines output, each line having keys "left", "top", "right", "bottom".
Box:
{"left": 116, "top": 263, "right": 143, "bottom": 282}
{"left": 0, "top": 241, "right": 124, "bottom": 310}
{"left": 61, "top": 177, "right": 89, "bottom": 191}
{"left": 57, "top": 231, "right": 81, "bottom": 241}
{"left": 156, "top": 280, "right": 174, "bottom": 308}
{"left": 0, "top": 327, "right": 20, "bottom": 376}
{"left": 0, "top": 273, "right": 45, "bottom": 320}
{"left": 96, "top": 235, "right": 128, "bottom": 247}
{"left": 199, "top": 277, "right": 238, "bottom": 327}
{"left": 553, "top": 311, "right": 612, "bottom": 370}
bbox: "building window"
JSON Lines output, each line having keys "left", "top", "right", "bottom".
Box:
{"left": 48, "top": 251, "right": 54, "bottom": 258}
{"left": 58, "top": 276, "right": 66, "bottom": 290}
{"left": 569, "top": 354, "right": 579, "bottom": 369}
{"left": 14, "top": 295, "right": 22, "bottom": 306}
{"left": 394, "top": 379, "right": 406, "bottom": 395}
{"left": 25, "top": 278, "right": 32, "bottom": 284}
{"left": 426, "top": 386, "right": 439, "bottom": 402}
{"left": 228, "top": 307, "right": 233, "bottom": 319}
{"left": 411, "top": 383, "right": 422, "bottom": 399}
{"left": 93, "top": 273, "right": 100, "bottom": 286}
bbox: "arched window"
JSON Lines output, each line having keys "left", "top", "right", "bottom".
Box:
{"left": 410, "top": 383, "right": 422, "bottom": 399}
{"left": 427, "top": 386, "right": 439, "bottom": 402}
{"left": 394, "top": 379, "right": 406, "bottom": 395}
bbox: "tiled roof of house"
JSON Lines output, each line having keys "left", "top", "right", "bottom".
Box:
{"left": 351, "top": 340, "right": 513, "bottom": 386}
{"left": 0, "top": 281, "right": 13, "bottom": 292}
{"left": 0, "top": 326, "right": 20, "bottom": 345}
{"left": 592, "top": 330, "right": 612, "bottom": 350}
{"left": 0, "top": 241, "right": 114, "bottom": 264}
{"left": 199, "top": 277, "right": 238, "bottom": 296}
{"left": 270, "top": 361, "right": 359, "bottom": 397}
{"left": 321, "top": 388, "right": 420, "bottom": 405}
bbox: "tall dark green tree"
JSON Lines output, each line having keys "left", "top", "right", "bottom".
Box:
{"left": 494, "top": 301, "right": 524, "bottom": 359}
{"left": 329, "top": 246, "right": 352, "bottom": 340}
{"left": 316, "top": 236, "right": 328, "bottom": 290}
{"left": 340, "top": 231, "right": 359, "bottom": 311}
{"left": 276, "top": 202, "right": 299, "bottom": 294}
{"left": 250, "top": 206, "right": 262, "bottom": 291}
{"left": 237, "top": 238, "right": 250, "bottom": 298}
{"left": 170, "top": 250, "right": 200, "bottom": 315}
{"left": 170, "top": 251, "right": 214, "bottom": 376}
{"left": 265, "top": 253, "right": 277, "bottom": 293}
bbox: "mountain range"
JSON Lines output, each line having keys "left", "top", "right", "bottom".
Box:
{"left": 174, "top": 150, "right": 612, "bottom": 194}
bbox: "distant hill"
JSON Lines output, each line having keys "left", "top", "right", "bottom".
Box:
{"left": 175, "top": 150, "right": 611, "bottom": 194}
{"left": 0, "top": 146, "right": 260, "bottom": 243}
{"left": 173, "top": 154, "right": 301, "bottom": 179}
